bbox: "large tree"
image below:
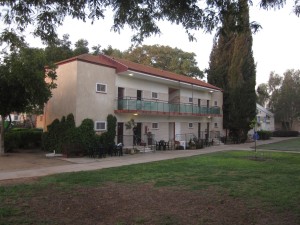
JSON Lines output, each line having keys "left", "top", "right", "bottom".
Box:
{"left": 207, "top": 0, "right": 256, "bottom": 142}
{"left": 256, "top": 83, "right": 269, "bottom": 107}
{"left": 102, "top": 44, "right": 204, "bottom": 78}
{"left": 44, "top": 34, "right": 74, "bottom": 63}
{"left": 267, "top": 70, "right": 300, "bottom": 130}
{"left": 0, "top": 47, "right": 57, "bottom": 155}
{"left": 0, "top": 0, "right": 298, "bottom": 46}
{"left": 73, "top": 39, "right": 90, "bottom": 56}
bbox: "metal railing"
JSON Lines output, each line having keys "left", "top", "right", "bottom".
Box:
{"left": 116, "top": 97, "right": 221, "bottom": 115}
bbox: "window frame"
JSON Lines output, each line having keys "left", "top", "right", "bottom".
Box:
{"left": 151, "top": 92, "right": 158, "bottom": 99}
{"left": 95, "top": 121, "right": 107, "bottom": 131}
{"left": 152, "top": 122, "right": 159, "bottom": 129}
{"left": 96, "top": 83, "right": 107, "bottom": 93}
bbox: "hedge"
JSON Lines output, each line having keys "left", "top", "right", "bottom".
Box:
{"left": 257, "top": 130, "right": 272, "bottom": 140}
{"left": 272, "top": 130, "right": 299, "bottom": 137}
{"left": 4, "top": 129, "right": 42, "bottom": 152}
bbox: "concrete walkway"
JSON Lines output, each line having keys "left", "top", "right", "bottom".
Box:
{"left": 0, "top": 137, "right": 295, "bottom": 181}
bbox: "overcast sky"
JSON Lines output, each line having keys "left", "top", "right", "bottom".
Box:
{"left": 26, "top": 3, "right": 299, "bottom": 86}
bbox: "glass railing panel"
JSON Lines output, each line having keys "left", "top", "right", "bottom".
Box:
{"left": 116, "top": 99, "right": 220, "bottom": 115}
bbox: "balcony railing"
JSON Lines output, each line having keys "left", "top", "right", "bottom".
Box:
{"left": 115, "top": 98, "right": 221, "bottom": 116}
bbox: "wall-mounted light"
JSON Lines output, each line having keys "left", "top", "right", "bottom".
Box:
{"left": 207, "top": 116, "right": 211, "bottom": 119}
{"left": 129, "top": 73, "right": 133, "bottom": 76}
{"left": 133, "top": 113, "right": 138, "bottom": 116}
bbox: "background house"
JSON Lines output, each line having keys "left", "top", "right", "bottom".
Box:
{"left": 248, "top": 103, "right": 275, "bottom": 135}
{"left": 44, "top": 54, "right": 223, "bottom": 148}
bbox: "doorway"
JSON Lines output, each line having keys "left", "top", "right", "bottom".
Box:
{"left": 133, "top": 122, "right": 142, "bottom": 145}
{"left": 117, "top": 122, "right": 124, "bottom": 144}
{"left": 169, "top": 122, "right": 175, "bottom": 141}
{"left": 118, "top": 87, "right": 124, "bottom": 110}
{"left": 198, "top": 123, "right": 201, "bottom": 139}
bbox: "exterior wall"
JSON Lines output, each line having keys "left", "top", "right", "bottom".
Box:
{"left": 75, "top": 61, "right": 116, "bottom": 126}
{"left": 44, "top": 61, "right": 78, "bottom": 129}
{"left": 256, "top": 104, "right": 275, "bottom": 132}
{"left": 116, "top": 75, "right": 169, "bottom": 101}
{"left": 36, "top": 115, "right": 44, "bottom": 129}
{"left": 115, "top": 75, "right": 224, "bottom": 145}
{"left": 248, "top": 104, "right": 275, "bottom": 136}
{"left": 44, "top": 59, "right": 223, "bottom": 148}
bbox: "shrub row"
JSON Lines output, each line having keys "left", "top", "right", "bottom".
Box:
{"left": 5, "top": 129, "right": 43, "bottom": 151}
{"left": 272, "top": 130, "right": 299, "bottom": 137}
{"left": 257, "top": 130, "right": 272, "bottom": 140}
{"left": 42, "top": 113, "right": 117, "bottom": 157}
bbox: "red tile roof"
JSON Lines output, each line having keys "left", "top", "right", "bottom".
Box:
{"left": 56, "top": 54, "right": 222, "bottom": 91}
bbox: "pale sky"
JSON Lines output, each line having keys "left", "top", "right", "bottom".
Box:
{"left": 25, "top": 3, "right": 299, "bottom": 86}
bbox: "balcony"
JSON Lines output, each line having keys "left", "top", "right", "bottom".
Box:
{"left": 115, "top": 98, "right": 221, "bottom": 117}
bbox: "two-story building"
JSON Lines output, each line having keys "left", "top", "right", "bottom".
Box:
{"left": 256, "top": 103, "right": 275, "bottom": 132}
{"left": 44, "top": 54, "right": 223, "bottom": 148}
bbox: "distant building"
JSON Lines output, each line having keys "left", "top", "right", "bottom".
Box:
{"left": 249, "top": 103, "right": 275, "bottom": 135}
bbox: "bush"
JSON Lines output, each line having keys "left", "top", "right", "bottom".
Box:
{"left": 42, "top": 113, "right": 76, "bottom": 153}
{"left": 61, "top": 143, "right": 85, "bottom": 157}
{"left": 77, "top": 119, "right": 95, "bottom": 154}
{"left": 272, "top": 130, "right": 299, "bottom": 137}
{"left": 41, "top": 113, "right": 118, "bottom": 156}
{"left": 4, "top": 129, "right": 42, "bottom": 151}
{"left": 257, "top": 130, "right": 272, "bottom": 140}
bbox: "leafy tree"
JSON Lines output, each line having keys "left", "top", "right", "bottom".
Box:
{"left": 44, "top": 34, "right": 73, "bottom": 63}
{"left": 123, "top": 45, "right": 203, "bottom": 78}
{"left": 268, "top": 70, "right": 300, "bottom": 130}
{"left": 0, "top": 0, "right": 298, "bottom": 46}
{"left": 73, "top": 39, "right": 90, "bottom": 56}
{"left": 0, "top": 47, "right": 57, "bottom": 155}
{"left": 207, "top": 0, "right": 256, "bottom": 142}
{"left": 256, "top": 83, "right": 269, "bottom": 107}
{"left": 102, "top": 45, "right": 124, "bottom": 58}
{"left": 102, "top": 45, "right": 203, "bottom": 78}
{"left": 91, "top": 44, "right": 102, "bottom": 55}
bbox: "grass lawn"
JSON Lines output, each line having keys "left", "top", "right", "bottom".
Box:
{"left": 258, "top": 137, "right": 300, "bottom": 152}
{"left": 1, "top": 149, "right": 300, "bottom": 224}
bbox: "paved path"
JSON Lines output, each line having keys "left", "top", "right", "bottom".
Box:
{"left": 0, "top": 137, "right": 295, "bottom": 181}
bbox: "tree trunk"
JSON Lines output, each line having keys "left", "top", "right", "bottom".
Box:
{"left": 0, "top": 115, "right": 5, "bottom": 155}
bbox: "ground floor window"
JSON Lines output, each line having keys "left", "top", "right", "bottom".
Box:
{"left": 95, "top": 121, "right": 107, "bottom": 131}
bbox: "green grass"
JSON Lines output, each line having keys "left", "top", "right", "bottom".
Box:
{"left": 258, "top": 137, "right": 300, "bottom": 152}
{"left": 1, "top": 148, "right": 300, "bottom": 222}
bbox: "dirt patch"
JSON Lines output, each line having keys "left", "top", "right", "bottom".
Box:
{"left": 2, "top": 182, "right": 298, "bottom": 225}
{"left": 0, "top": 149, "right": 72, "bottom": 172}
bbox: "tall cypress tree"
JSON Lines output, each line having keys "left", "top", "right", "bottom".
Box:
{"left": 207, "top": 0, "right": 256, "bottom": 142}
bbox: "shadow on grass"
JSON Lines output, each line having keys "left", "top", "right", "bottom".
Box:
{"left": 257, "top": 137, "right": 300, "bottom": 152}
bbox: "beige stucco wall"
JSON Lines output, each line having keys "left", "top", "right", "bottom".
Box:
{"left": 44, "top": 61, "right": 78, "bottom": 130}
{"left": 45, "top": 60, "right": 117, "bottom": 129}
{"left": 75, "top": 61, "right": 116, "bottom": 126}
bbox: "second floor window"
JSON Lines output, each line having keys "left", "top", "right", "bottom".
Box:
{"left": 189, "top": 97, "right": 193, "bottom": 103}
{"left": 188, "top": 123, "right": 193, "bottom": 128}
{"left": 152, "top": 92, "right": 158, "bottom": 99}
{"left": 214, "top": 101, "right": 218, "bottom": 106}
{"left": 96, "top": 83, "right": 107, "bottom": 93}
